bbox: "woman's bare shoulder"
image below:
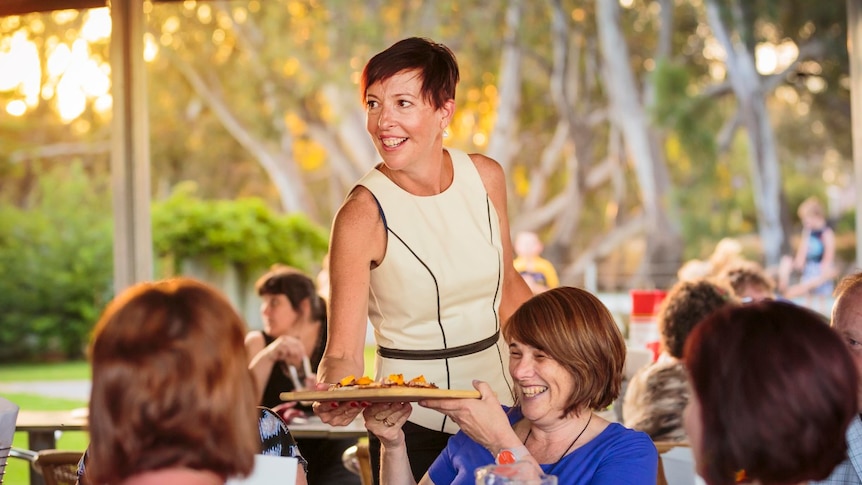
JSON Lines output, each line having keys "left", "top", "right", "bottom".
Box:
{"left": 467, "top": 152, "right": 505, "bottom": 194}
{"left": 332, "top": 185, "right": 384, "bottom": 232}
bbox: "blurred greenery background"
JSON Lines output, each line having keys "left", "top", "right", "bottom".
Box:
{"left": 0, "top": 0, "right": 855, "bottom": 364}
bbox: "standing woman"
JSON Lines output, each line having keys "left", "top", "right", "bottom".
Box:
{"left": 245, "top": 265, "right": 360, "bottom": 485}
{"left": 315, "top": 37, "right": 533, "bottom": 482}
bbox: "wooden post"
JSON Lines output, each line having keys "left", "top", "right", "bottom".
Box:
{"left": 110, "top": 0, "right": 153, "bottom": 293}
{"left": 849, "top": 0, "right": 862, "bottom": 269}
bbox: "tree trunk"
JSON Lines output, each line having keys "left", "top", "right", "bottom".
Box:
{"left": 486, "top": 0, "right": 524, "bottom": 173}
{"left": 705, "top": 0, "right": 789, "bottom": 266}
{"left": 596, "top": 0, "right": 683, "bottom": 287}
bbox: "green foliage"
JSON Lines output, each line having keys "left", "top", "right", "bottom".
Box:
{"left": 151, "top": 183, "right": 329, "bottom": 274}
{"left": 0, "top": 163, "right": 113, "bottom": 362}
{"left": 650, "top": 59, "right": 718, "bottom": 165}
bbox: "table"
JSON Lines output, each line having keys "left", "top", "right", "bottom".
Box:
{"left": 15, "top": 409, "right": 88, "bottom": 451}
{"left": 288, "top": 415, "right": 367, "bottom": 439}
{"left": 14, "top": 410, "right": 366, "bottom": 485}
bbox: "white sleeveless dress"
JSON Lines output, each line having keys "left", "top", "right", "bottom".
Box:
{"left": 356, "top": 148, "right": 515, "bottom": 434}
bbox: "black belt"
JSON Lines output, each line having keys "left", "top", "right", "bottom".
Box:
{"left": 377, "top": 331, "right": 500, "bottom": 361}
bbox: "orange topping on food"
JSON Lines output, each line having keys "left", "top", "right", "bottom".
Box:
{"left": 386, "top": 373, "right": 405, "bottom": 386}
{"left": 338, "top": 375, "right": 356, "bottom": 387}
{"left": 356, "top": 376, "right": 375, "bottom": 386}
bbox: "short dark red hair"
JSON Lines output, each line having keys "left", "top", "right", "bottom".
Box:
{"left": 361, "top": 37, "right": 459, "bottom": 110}
{"left": 684, "top": 301, "right": 857, "bottom": 485}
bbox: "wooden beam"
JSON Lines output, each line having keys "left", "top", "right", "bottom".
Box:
{"left": 0, "top": 0, "right": 187, "bottom": 17}
{"left": 0, "top": 0, "right": 107, "bottom": 16}
{"left": 110, "top": 0, "right": 153, "bottom": 291}
{"left": 849, "top": 0, "right": 862, "bottom": 269}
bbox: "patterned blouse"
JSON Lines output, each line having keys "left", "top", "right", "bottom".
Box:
{"left": 621, "top": 355, "right": 690, "bottom": 442}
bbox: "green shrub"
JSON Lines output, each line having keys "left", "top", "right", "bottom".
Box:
{"left": 151, "top": 182, "right": 329, "bottom": 274}
{"left": 0, "top": 163, "right": 113, "bottom": 362}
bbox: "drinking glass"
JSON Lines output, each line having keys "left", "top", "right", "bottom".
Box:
{"left": 474, "top": 463, "right": 557, "bottom": 485}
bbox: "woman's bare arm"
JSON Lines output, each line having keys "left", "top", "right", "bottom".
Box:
{"left": 317, "top": 187, "right": 385, "bottom": 384}
{"left": 471, "top": 153, "right": 533, "bottom": 324}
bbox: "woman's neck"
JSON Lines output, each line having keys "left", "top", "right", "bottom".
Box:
{"left": 121, "top": 468, "right": 224, "bottom": 485}
{"left": 289, "top": 318, "right": 321, "bottom": 356}
{"left": 522, "top": 411, "right": 596, "bottom": 464}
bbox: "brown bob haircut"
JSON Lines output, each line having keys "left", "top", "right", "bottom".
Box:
{"left": 684, "top": 301, "right": 857, "bottom": 485}
{"left": 504, "top": 286, "right": 625, "bottom": 417}
{"left": 361, "top": 37, "right": 459, "bottom": 110}
{"left": 87, "top": 278, "right": 259, "bottom": 484}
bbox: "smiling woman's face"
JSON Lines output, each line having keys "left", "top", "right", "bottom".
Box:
{"left": 364, "top": 69, "right": 451, "bottom": 172}
{"left": 508, "top": 340, "right": 575, "bottom": 424}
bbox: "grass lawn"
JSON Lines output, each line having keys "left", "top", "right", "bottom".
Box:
{"left": 0, "top": 361, "right": 90, "bottom": 382}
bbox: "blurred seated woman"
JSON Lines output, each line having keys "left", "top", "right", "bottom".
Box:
{"left": 718, "top": 261, "right": 777, "bottom": 302}
{"left": 86, "top": 277, "right": 307, "bottom": 485}
{"left": 363, "top": 286, "right": 657, "bottom": 484}
{"left": 623, "top": 279, "right": 736, "bottom": 441}
{"left": 245, "top": 266, "right": 358, "bottom": 485}
{"left": 683, "top": 301, "right": 857, "bottom": 485}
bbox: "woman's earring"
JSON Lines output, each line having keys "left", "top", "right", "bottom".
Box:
{"left": 443, "top": 129, "right": 450, "bottom": 138}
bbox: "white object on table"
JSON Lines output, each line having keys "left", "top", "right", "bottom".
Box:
{"left": 0, "top": 397, "right": 20, "bottom": 476}
{"left": 661, "top": 446, "right": 698, "bottom": 485}
{"left": 0, "top": 397, "right": 18, "bottom": 446}
{"left": 226, "top": 455, "right": 298, "bottom": 485}
{"left": 625, "top": 346, "right": 653, "bottom": 379}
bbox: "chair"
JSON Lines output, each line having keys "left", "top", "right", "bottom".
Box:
{"left": 39, "top": 408, "right": 304, "bottom": 485}
{"left": 341, "top": 439, "right": 373, "bottom": 485}
{"left": 0, "top": 397, "right": 18, "bottom": 485}
{"left": 9, "top": 448, "right": 84, "bottom": 485}
{"left": 257, "top": 407, "right": 308, "bottom": 474}
{"left": 33, "top": 450, "right": 84, "bottom": 485}
{"left": 654, "top": 441, "right": 694, "bottom": 485}
{"left": 355, "top": 439, "right": 373, "bottom": 485}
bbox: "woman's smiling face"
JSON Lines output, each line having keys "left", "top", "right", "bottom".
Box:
{"left": 509, "top": 340, "right": 575, "bottom": 423}
{"left": 364, "top": 68, "right": 452, "bottom": 171}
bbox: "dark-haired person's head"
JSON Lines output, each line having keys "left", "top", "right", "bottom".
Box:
{"left": 361, "top": 37, "right": 459, "bottom": 110}
{"left": 659, "top": 279, "right": 736, "bottom": 358}
{"left": 504, "top": 286, "right": 625, "bottom": 417}
{"left": 255, "top": 265, "right": 325, "bottom": 325}
{"left": 88, "top": 278, "right": 259, "bottom": 484}
{"left": 683, "top": 301, "right": 857, "bottom": 485}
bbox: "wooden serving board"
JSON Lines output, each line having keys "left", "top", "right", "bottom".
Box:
{"left": 280, "top": 387, "right": 481, "bottom": 403}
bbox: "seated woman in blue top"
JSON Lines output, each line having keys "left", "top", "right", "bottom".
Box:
{"left": 364, "top": 286, "right": 658, "bottom": 484}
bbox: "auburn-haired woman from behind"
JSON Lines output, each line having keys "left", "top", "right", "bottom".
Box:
{"left": 683, "top": 301, "right": 857, "bottom": 485}
{"left": 87, "top": 278, "right": 259, "bottom": 485}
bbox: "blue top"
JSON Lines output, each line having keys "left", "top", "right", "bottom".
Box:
{"left": 428, "top": 406, "right": 658, "bottom": 484}
{"left": 806, "top": 228, "right": 827, "bottom": 263}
